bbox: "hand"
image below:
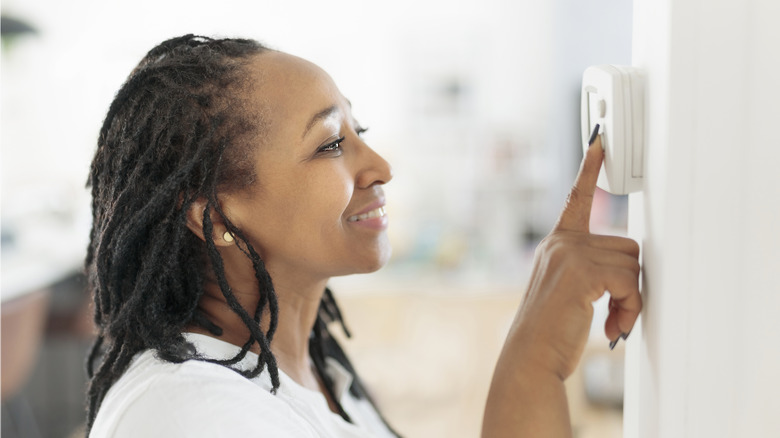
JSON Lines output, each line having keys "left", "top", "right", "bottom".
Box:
{"left": 515, "top": 135, "right": 642, "bottom": 380}
{"left": 482, "top": 134, "right": 642, "bottom": 437}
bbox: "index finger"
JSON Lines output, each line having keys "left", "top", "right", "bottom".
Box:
{"left": 554, "top": 125, "right": 604, "bottom": 232}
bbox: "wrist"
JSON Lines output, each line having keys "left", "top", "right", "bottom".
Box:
{"left": 503, "top": 315, "right": 580, "bottom": 381}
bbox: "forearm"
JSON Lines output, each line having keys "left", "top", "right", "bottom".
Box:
{"left": 481, "top": 355, "right": 572, "bottom": 438}
{"left": 480, "top": 132, "right": 641, "bottom": 436}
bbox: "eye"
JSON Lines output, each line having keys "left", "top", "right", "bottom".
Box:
{"left": 317, "top": 136, "right": 345, "bottom": 154}
{"left": 356, "top": 126, "right": 369, "bottom": 137}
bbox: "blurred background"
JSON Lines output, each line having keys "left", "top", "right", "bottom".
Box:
{"left": 1, "top": 0, "right": 633, "bottom": 436}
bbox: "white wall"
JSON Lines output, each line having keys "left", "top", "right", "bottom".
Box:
{"left": 624, "top": 0, "right": 780, "bottom": 436}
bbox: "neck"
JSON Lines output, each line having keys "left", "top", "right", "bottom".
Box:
{"left": 270, "top": 276, "right": 329, "bottom": 380}
{"left": 189, "top": 249, "right": 329, "bottom": 386}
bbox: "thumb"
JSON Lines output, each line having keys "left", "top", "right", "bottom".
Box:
{"left": 554, "top": 125, "right": 604, "bottom": 232}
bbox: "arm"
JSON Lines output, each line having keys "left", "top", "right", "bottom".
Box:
{"left": 482, "top": 135, "right": 642, "bottom": 437}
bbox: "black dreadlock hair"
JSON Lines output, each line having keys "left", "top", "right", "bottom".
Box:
{"left": 84, "top": 34, "right": 399, "bottom": 436}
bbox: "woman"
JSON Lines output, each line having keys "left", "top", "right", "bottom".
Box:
{"left": 86, "top": 35, "right": 641, "bottom": 437}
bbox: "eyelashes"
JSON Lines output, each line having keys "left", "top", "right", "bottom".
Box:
{"left": 315, "top": 126, "right": 369, "bottom": 155}
{"left": 317, "top": 136, "right": 346, "bottom": 154}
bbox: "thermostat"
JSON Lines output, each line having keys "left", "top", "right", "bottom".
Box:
{"left": 581, "top": 65, "right": 645, "bottom": 195}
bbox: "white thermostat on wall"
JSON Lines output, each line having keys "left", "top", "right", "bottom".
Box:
{"left": 581, "top": 65, "right": 645, "bottom": 195}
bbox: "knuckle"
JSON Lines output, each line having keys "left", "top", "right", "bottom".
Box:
{"left": 635, "top": 293, "right": 644, "bottom": 312}
{"left": 542, "top": 237, "right": 569, "bottom": 265}
{"left": 628, "top": 239, "right": 641, "bottom": 255}
{"left": 547, "top": 246, "right": 565, "bottom": 267}
{"left": 538, "top": 235, "right": 554, "bottom": 251}
{"left": 566, "top": 186, "right": 582, "bottom": 206}
{"left": 540, "top": 232, "right": 589, "bottom": 267}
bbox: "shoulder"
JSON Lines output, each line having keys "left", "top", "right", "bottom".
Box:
{"left": 90, "top": 350, "right": 318, "bottom": 438}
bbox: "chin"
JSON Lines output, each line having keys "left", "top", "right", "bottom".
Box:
{"left": 352, "top": 242, "right": 393, "bottom": 274}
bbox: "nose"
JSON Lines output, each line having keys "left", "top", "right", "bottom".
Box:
{"left": 355, "top": 141, "right": 393, "bottom": 189}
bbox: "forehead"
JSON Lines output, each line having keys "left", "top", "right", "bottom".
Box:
{"left": 247, "top": 51, "right": 344, "bottom": 136}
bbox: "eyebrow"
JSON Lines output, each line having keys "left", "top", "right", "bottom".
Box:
{"left": 302, "top": 104, "right": 341, "bottom": 139}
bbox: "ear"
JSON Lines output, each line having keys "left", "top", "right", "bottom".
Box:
{"left": 185, "top": 197, "right": 235, "bottom": 247}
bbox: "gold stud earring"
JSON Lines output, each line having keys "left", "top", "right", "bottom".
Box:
{"left": 223, "top": 232, "right": 234, "bottom": 243}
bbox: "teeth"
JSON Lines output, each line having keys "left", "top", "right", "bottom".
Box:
{"left": 348, "top": 206, "right": 386, "bottom": 222}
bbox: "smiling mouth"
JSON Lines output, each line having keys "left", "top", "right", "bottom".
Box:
{"left": 347, "top": 206, "right": 386, "bottom": 222}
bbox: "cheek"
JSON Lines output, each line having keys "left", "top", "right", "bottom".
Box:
{"left": 301, "top": 167, "right": 353, "bottom": 219}
{"left": 271, "top": 167, "right": 354, "bottom": 235}
{"left": 233, "top": 164, "right": 355, "bottom": 259}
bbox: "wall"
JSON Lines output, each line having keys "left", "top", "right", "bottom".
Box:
{"left": 545, "top": 0, "right": 633, "bottom": 232}
{"left": 625, "top": 0, "right": 780, "bottom": 436}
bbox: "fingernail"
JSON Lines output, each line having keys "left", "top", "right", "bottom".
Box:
{"left": 610, "top": 332, "right": 630, "bottom": 350}
{"left": 588, "top": 123, "right": 601, "bottom": 146}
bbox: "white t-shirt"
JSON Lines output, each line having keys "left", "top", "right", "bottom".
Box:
{"left": 90, "top": 333, "right": 397, "bottom": 437}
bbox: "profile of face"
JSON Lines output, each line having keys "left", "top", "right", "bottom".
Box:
{"left": 221, "top": 51, "right": 393, "bottom": 285}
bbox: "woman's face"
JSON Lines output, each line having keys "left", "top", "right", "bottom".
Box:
{"left": 224, "top": 51, "right": 393, "bottom": 284}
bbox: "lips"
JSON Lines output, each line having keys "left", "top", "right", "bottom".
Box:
{"left": 347, "top": 206, "right": 386, "bottom": 222}
{"left": 347, "top": 198, "right": 387, "bottom": 223}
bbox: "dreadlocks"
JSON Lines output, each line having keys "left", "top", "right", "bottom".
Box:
{"left": 84, "top": 34, "right": 396, "bottom": 436}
